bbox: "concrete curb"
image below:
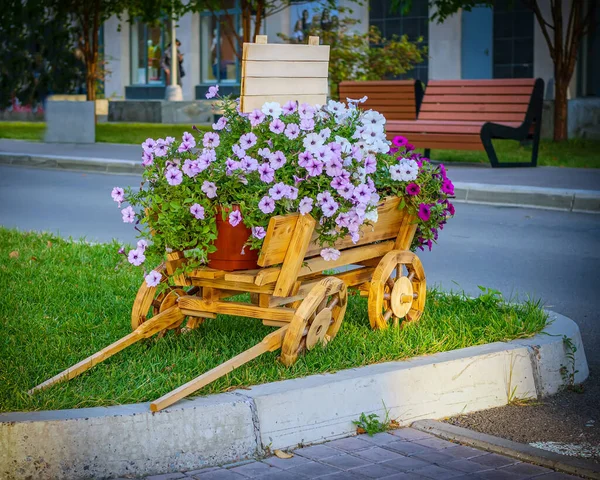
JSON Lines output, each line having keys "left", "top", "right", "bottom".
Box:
{"left": 2, "top": 152, "right": 600, "bottom": 213}
{"left": 454, "top": 182, "right": 600, "bottom": 213}
{"left": 0, "top": 311, "right": 589, "bottom": 480}
{"left": 411, "top": 419, "right": 600, "bottom": 479}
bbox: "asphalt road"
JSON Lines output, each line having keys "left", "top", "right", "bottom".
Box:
{"left": 1, "top": 165, "right": 598, "bottom": 366}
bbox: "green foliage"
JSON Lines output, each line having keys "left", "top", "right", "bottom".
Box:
{"left": 391, "top": 0, "right": 493, "bottom": 23}
{"left": 560, "top": 335, "right": 583, "bottom": 393}
{"left": 279, "top": 16, "right": 426, "bottom": 99}
{"left": 353, "top": 412, "right": 391, "bottom": 436}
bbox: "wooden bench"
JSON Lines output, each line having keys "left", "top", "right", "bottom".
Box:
{"left": 386, "top": 79, "right": 545, "bottom": 167}
{"left": 338, "top": 80, "right": 424, "bottom": 121}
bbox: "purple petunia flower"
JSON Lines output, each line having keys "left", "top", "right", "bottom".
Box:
{"left": 269, "top": 151, "right": 286, "bottom": 170}
{"left": 182, "top": 159, "right": 198, "bottom": 177}
{"left": 142, "top": 150, "right": 154, "bottom": 166}
{"left": 212, "top": 116, "right": 227, "bottom": 131}
{"left": 202, "top": 180, "right": 217, "bottom": 198}
{"left": 249, "top": 109, "right": 266, "bottom": 127}
{"left": 177, "top": 141, "right": 193, "bottom": 153}
{"left": 252, "top": 226, "right": 267, "bottom": 239}
{"left": 258, "top": 196, "right": 275, "bottom": 214}
{"left": 298, "top": 197, "right": 314, "bottom": 215}
{"left": 363, "top": 154, "right": 377, "bottom": 174}
{"left": 258, "top": 147, "right": 271, "bottom": 158}
{"left": 353, "top": 183, "right": 371, "bottom": 205}
{"left": 298, "top": 151, "right": 313, "bottom": 168}
{"left": 154, "top": 139, "right": 168, "bottom": 157}
{"left": 137, "top": 239, "right": 148, "bottom": 251}
{"left": 321, "top": 199, "right": 339, "bottom": 217}
{"left": 269, "top": 182, "right": 289, "bottom": 200}
{"left": 304, "top": 157, "right": 323, "bottom": 177}
{"left": 165, "top": 166, "right": 183, "bottom": 186}
{"left": 226, "top": 158, "right": 241, "bottom": 176}
{"left": 240, "top": 156, "right": 259, "bottom": 173}
{"left": 282, "top": 100, "right": 297, "bottom": 115}
{"left": 392, "top": 135, "right": 408, "bottom": 147}
{"left": 232, "top": 144, "right": 246, "bottom": 159}
{"left": 239, "top": 132, "right": 258, "bottom": 150}
{"left": 205, "top": 85, "right": 219, "bottom": 99}
{"left": 269, "top": 118, "right": 285, "bottom": 134}
{"left": 165, "top": 136, "right": 176, "bottom": 146}
{"left": 142, "top": 138, "right": 156, "bottom": 153}
{"left": 300, "top": 117, "right": 315, "bottom": 131}
{"left": 317, "top": 190, "right": 334, "bottom": 206}
{"left": 128, "top": 248, "right": 145, "bottom": 266}
{"left": 257, "top": 162, "right": 275, "bottom": 183}
{"left": 111, "top": 187, "right": 124, "bottom": 205}
{"left": 229, "top": 210, "right": 242, "bottom": 227}
{"left": 284, "top": 123, "right": 300, "bottom": 140}
{"left": 190, "top": 203, "right": 205, "bottom": 220}
{"left": 418, "top": 203, "right": 431, "bottom": 222}
{"left": 406, "top": 183, "right": 421, "bottom": 196}
{"left": 145, "top": 269, "right": 162, "bottom": 287}
{"left": 320, "top": 247, "right": 340, "bottom": 261}
{"left": 203, "top": 132, "right": 220, "bottom": 148}
{"left": 121, "top": 206, "right": 135, "bottom": 223}
{"left": 298, "top": 103, "right": 315, "bottom": 119}
{"left": 325, "top": 158, "right": 343, "bottom": 177}
{"left": 182, "top": 131, "right": 196, "bottom": 148}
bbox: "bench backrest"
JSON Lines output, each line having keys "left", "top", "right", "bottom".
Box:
{"left": 338, "top": 80, "right": 423, "bottom": 121}
{"left": 418, "top": 79, "right": 541, "bottom": 124}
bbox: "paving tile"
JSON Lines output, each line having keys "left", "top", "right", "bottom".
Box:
{"left": 380, "top": 456, "right": 430, "bottom": 472}
{"left": 379, "top": 473, "right": 432, "bottom": 480}
{"left": 193, "top": 469, "right": 246, "bottom": 480}
{"left": 389, "top": 429, "right": 434, "bottom": 442}
{"left": 496, "top": 462, "right": 552, "bottom": 477}
{"left": 321, "top": 454, "right": 372, "bottom": 470}
{"left": 442, "top": 446, "right": 489, "bottom": 460}
{"left": 442, "top": 459, "right": 491, "bottom": 474}
{"left": 354, "top": 446, "right": 405, "bottom": 463}
{"left": 294, "top": 444, "right": 341, "bottom": 460}
{"left": 360, "top": 432, "right": 400, "bottom": 446}
{"left": 185, "top": 467, "right": 221, "bottom": 476}
{"left": 474, "top": 470, "right": 526, "bottom": 480}
{"left": 349, "top": 462, "right": 400, "bottom": 478}
{"left": 469, "top": 454, "right": 519, "bottom": 469}
{"left": 413, "top": 437, "right": 456, "bottom": 450}
{"left": 412, "top": 450, "right": 457, "bottom": 465}
{"left": 319, "top": 472, "right": 366, "bottom": 479}
{"left": 526, "top": 474, "right": 582, "bottom": 480}
{"left": 230, "top": 462, "right": 278, "bottom": 478}
{"left": 262, "top": 454, "right": 313, "bottom": 470}
{"left": 384, "top": 441, "right": 436, "bottom": 456}
{"left": 408, "top": 464, "right": 464, "bottom": 479}
{"left": 328, "top": 436, "right": 373, "bottom": 452}
{"left": 285, "top": 461, "right": 342, "bottom": 478}
{"left": 251, "top": 470, "right": 298, "bottom": 480}
{"left": 146, "top": 473, "right": 187, "bottom": 480}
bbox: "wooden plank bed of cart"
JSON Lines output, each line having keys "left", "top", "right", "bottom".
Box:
{"left": 30, "top": 196, "right": 426, "bottom": 411}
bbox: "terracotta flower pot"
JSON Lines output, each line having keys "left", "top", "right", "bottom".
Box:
{"left": 207, "top": 205, "right": 259, "bottom": 271}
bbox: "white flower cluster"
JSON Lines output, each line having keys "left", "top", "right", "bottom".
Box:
{"left": 390, "top": 158, "right": 419, "bottom": 182}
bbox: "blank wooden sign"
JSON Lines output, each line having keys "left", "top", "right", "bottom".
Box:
{"left": 240, "top": 35, "right": 330, "bottom": 113}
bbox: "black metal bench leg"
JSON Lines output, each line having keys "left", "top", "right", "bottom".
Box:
{"left": 530, "top": 121, "right": 541, "bottom": 168}
{"left": 480, "top": 124, "right": 500, "bottom": 168}
{"left": 424, "top": 148, "right": 431, "bottom": 159}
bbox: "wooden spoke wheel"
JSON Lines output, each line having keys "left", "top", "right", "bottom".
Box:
{"left": 280, "top": 277, "right": 348, "bottom": 367}
{"left": 368, "top": 250, "right": 426, "bottom": 330}
{"left": 131, "top": 264, "right": 200, "bottom": 333}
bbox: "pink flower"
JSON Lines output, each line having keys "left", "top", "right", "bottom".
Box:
{"left": 111, "top": 187, "right": 124, "bottom": 205}
{"left": 137, "top": 239, "right": 148, "bottom": 251}
{"left": 142, "top": 138, "right": 156, "bottom": 153}
{"left": 418, "top": 203, "right": 431, "bottom": 222}
{"left": 239, "top": 132, "right": 258, "bottom": 150}
{"left": 142, "top": 151, "right": 154, "bottom": 166}
{"left": 203, "top": 132, "right": 220, "bottom": 148}
{"left": 212, "top": 116, "right": 227, "bottom": 130}
{"left": 282, "top": 100, "right": 297, "bottom": 115}
{"left": 165, "top": 166, "right": 183, "bottom": 186}
{"left": 269, "top": 151, "right": 286, "bottom": 170}
{"left": 121, "top": 206, "right": 135, "bottom": 223}
{"left": 145, "top": 269, "right": 162, "bottom": 287}
{"left": 258, "top": 196, "right": 275, "bottom": 214}
{"left": 406, "top": 183, "right": 421, "bottom": 196}
{"left": 258, "top": 162, "right": 275, "bottom": 183}
{"left": 128, "top": 248, "right": 145, "bottom": 266}
{"left": 446, "top": 202, "right": 455, "bottom": 216}
{"left": 205, "top": 85, "right": 219, "bottom": 99}
{"left": 320, "top": 248, "right": 341, "bottom": 261}
{"left": 269, "top": 118, "right": 285, "bottom": 134}
{"left": 392, "top": 136, "right": 408, "bottom": 147}
{"left": 248, "top": 109, "right": 266, "bottom": 127}
{"left": 229, "top": 210, "right": 242, "bottom": 227}
{"left": 252, "top": 226, "right": 266, "bottom": 239}
{"left": 190, "top": 203, "right": 205, "bottom": 220}
{"left": 441, "top": 179, "right": 454, "bottom": 195}
{"left": 202, "top": 180, "right": 217, "bottom": 198}
{"left": 284, "top": 123, "right": 300, "bottom": 140}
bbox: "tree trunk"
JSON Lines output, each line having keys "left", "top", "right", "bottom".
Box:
{"left": 553, "top": 76, "right": 568, "bottom": 141}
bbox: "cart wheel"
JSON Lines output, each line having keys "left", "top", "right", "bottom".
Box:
{"left": 368, "top": 250, "right": 426, "bottom": 330}
{"left": 131, "top": 264, "right": 199, "bottom": 332}
{"left": 280, "top": 277, "right": 348, "bottom": 366}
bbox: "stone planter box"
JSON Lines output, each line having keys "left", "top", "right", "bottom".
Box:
{"left": 44, "top": 101, "right": 95, "bottom": 144}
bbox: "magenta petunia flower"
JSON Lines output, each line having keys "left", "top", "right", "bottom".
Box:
{"left": 258, "top": 162, "right": 275, "bottom": 183}
{"left": 205, "top": 85, "right": 219, "bottom": 99}
{"left": 392, "top": 136, "right": 408, "bottom": 147}
{"left": 203, "top": 132, "right": 220, "bottom": 148}
{"left": 249, "top": 109, "right": 266, "bottom": 127}
{"left": 418, "top": 203, "right": 431, "bottom": 222}
{"left": 145, "top": 269, "right": 162, "bottom": 287}
{"left": 229, "top": 210, "right": 242, "bottom": 227}
{"left": 121, "top": 205, "right": 135, "bottom": 223}
{"left": 406, "top": 183, "right": 421, "bottom": 196}
{"left": 252, "top": 226, "right": 267, "bottom": 239}
{"left": 239, "top": 132, "right": 258, "bottom": 150}
{"left": 446, "top": 201, "right": 455, "bottom": 216}
{"left": 202, "top": 180, "right": 217, "bottom": 198}
{"left": 190, "top": 203, "right": 205, "bottom": 220}
{"left": 406, "top": 143, "right": 414, "bottom": 151}
{"left": 258, "top": 196, "right": 275, "bottom": 214}
{"left": 128, "top": 248, "right": 145, "bottom": 266}
{"left": 441, "top": 179, "right": 454, "bottom": 195}
{"left": 284, "top": 123, "right": 300, "bottom": 140}
{"left": 269, "top": 118, "right": 285, "bottom": 134}
{"left": 282, "top": 100, "right": 297, "bottom": 115}
{"left": 439, "top": 163, "right": 448, "bottom": 179}
{"left": 320, "top": 247, "right": 340, "bottom": 261}
{"left": 165, "top": 166, "right": 183, "bottom": 186}
{"left": 111, "top": 187, "right": 124, "bottom": 205}
{"left": 137, "top": 239, "right": 148, "bottom": 251}
{"left": 269, "top": 151, "right": 286, "bottom": 170}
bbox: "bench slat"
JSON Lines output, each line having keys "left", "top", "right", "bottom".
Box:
{"left": 425, "top": 86, "right": 534, "bottom": 95}
{"left": 428, "top": 79, "right": 536, "bottom": 87}
{"left": 419, "top": 112, "right": 527, "bottom": 122}
{"left": 396, "top": 133, "right": 482, "bottom": 144}
{"left": 423, "top": 95, "right": 532, "bottom": 104}
{"left": 419, "top": 103, "right": 528, "bottom": 113}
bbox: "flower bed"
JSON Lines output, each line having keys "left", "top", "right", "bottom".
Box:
{"left": 112, "top": 89, "right": 455, "bottom": 283}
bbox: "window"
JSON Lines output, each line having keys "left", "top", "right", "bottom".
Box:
{"left": 369, "top": 0, "right": 429, "bottom": 82}
{"left": 200, "top": 1, "right": 241, "bottom": 85}
{"left": 493, "top": 0, "right": 534, "bottom": 78}
{"left": 130, "top": 18, "right": 172, "bottom": 85}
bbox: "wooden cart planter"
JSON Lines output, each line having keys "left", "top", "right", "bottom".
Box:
{"left": 30, "top": 197, "right": 426, "bottom": 411}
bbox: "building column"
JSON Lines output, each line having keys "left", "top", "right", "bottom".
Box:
{"left": 177, "top": 11, "right": 200, "bottom": 100}
{"left": 428, "top": 9, "right": 462, "bottom": 80}
{"left": 103, "top": 15, "right": 130, "bottom": 99}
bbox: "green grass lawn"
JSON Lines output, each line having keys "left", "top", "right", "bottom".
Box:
{"left": 0, "top": 228, "right": 548, "bottom": 412}
{"left": 0, "top": 121, "right": 210, "bottom": 145}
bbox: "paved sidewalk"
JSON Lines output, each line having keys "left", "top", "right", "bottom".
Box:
{"left": 1, "top": 139, "right": 599, "bottom": 212}
{"left": 133, "top": 428, "right": 584, "bottom": 480}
